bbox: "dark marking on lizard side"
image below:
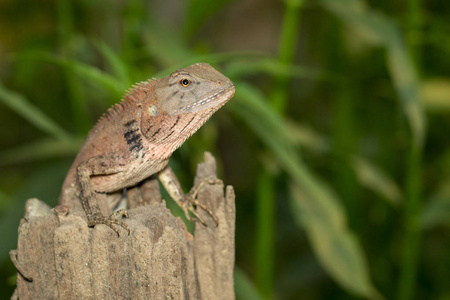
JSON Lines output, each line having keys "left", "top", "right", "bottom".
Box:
{"left": 169, "top": 116, "right": 181, "bottom": 131}
{"left": 124, "top": 120, "right": 137, "bottom": 127}
{"left": 144, "top": 122, "right": 154, "bottom": 136}
{"left": 151, "top": 128, "right": 161, "bottom": 138}
{"left": 180, "top": 115, "right": 196, "bottom": 133}
{"left": 124, "top": 129, "right": 140, "bottom": 144}
{"left": 161, "top": 131, "right": 174, "bottom": 142}
{"left": 129, "top": 142, "right": 143, "bottom": 153}
{"left": 123, "top": 121, "right": 143, "bottom": 155}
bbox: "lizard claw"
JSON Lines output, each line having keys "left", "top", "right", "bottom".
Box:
{"left": 181, "top": 202, "right": 207, "bottom": 226}
{"left": 87, "top": 209, "right": 130, "bottom": 237}
{"left": 182, "top": 177, "right": 222, "bottom": 226}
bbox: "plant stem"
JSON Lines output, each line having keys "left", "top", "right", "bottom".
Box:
{"left": 270, "top": 0, "right": 304, "bottom": 114}
{"left": 255, "top": 169, "right": 275, "bottom": 299}
{"left": 255, "top": 0, "right": 304, "bottom": 298}
{"left": 57, "top": 0, "right": 90, "bottom": 134}
{"left": 397, "top": 145, "right": 422, "bottom": 300}
{"left": 397, "top": 0, "right": 423, "bottom": 299}
{"left": 406, "top": 0, "right": 422, "bottom": 68}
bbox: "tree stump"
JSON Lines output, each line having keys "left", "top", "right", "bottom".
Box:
{"left": 10, "top": 152, "right": 235, "bottom": 300}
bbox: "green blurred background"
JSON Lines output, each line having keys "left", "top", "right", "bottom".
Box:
{"left": 1, "top": 0, "right": 449, "bottom": 299}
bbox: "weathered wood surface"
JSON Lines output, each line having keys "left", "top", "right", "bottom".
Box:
{"left": 11, "top": 152, "right": 235, "bottom": 300}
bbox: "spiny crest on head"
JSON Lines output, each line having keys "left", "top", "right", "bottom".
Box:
{"left": 98, "top": 79, "right": 157, "bottom": 123}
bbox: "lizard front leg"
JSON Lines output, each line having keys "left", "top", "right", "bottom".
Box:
{"left": 76, "top": 154, "right": 130, "bottom": 236}
{"left": 158, "top": 165, "right": 222, "bottom": 226}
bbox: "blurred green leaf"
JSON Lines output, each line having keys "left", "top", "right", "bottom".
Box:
{"left": 94, "top": 40, "right": 133, "bottom": 87}
{"left": 421, "top": 179, "right": 450, "bottom": 229}
{"left": 232, "top": 83, "right": 297, "bottom": 149}
{"left": 154, "top": 52, "right": 266, "bottom": 78}
{"left": 387, "top": 41, "right": 423, "bottom": 146}
{"left": 0, "top": 191, "right": 12, "bottom": 212}
{"left": 0, "top": 84, "right": 71, "bottom": 141}
{"left": 287, "top": 122, "right": 402, "bottom": 206}
{"left": 319, "top": 0, "right": 396, "bottom": 46}
{"left": 143, "top": 20, "right": 193, "bottom": 68}
{"left": 14, "top": 52, "right": 124, "bottom": 98}
{"left": 53, "top": 59, "right": 124, "bottom": 100}
{"left": 56, "top": 0, "right": 91, "bottom": 134}
{"left": 0, "top": 138, "right": 82, "bottom": 166}
{"left": 0, "top": 161, "right": 70, "bottom": 263}
{"left": 226, "top": 58, "right": 327, "bottom": 82}
{"left": 233, "top": 82, "right": 381, "bottom": 298}
{"left": 422, "top": 196, "right": 450, "bottom": 229}
{"left": 420, "top": 78, "right": 450, "bottom": 112}
{"left": 320, "top": 0, "right": 424, "bottom": 146}
{"left": 351, "top": 156, "right": 403, "bottom": 206}
{"left": 286, "top": 120, "right": 329, "bottom": 153}
{"left": 290, "top": 184, "right": 382, "bottom": 299}
{"left": 235, "top": 267, "right": 264, "bottom": 300}
{"left": 184, "top": 0, "right": 235, "bottom": 38}
{"left": 255, "top": 169, "right": 276, "bottom": 297}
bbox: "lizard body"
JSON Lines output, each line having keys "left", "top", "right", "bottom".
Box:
{"left": 59, "top": 63, "right": 235, "bottom": 234}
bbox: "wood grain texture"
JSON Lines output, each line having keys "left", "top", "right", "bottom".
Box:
{"left": 12, "top": 153, "right": 235, "bottom": 300}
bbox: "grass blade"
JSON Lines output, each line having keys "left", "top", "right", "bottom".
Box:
{"left": 226, "top": 58, "right": 326, "bottom": 82}
{"left": 351, "top": 156, "right": 403, "bottom": 206}
{"left": 420, "top": 78, "right": 450, "bottom": 112}
{"left": 0, "top": 138, "right": 82, "bottom": 166}
{"left": 0, "top": 84, "right": 70, "bottom": 141}
{"left": 255, "top": 169, "right": 275, "bottom": 298}
{"left": 287, "top": 122, "right": 402, "bottom": 206}
{"left": 232, "top": 82, "right": 381, "bottom": 298}
{"left": 290, "top": 184, "right": 382, "bottom": 299}
{"left": 421, "top": 178, "right": 450, "bottom": 229}
{"left": 94, "top": 40, "right": 132, "bottom": 87}
{"left": 184, "top": 0, "right": 235, "bottom": 39}
{"left": 422, "top": 195, "right": 450, "bottom": 229}
{"left": 319, "top": 0, "right": 424, "bottom": 146}
{"left": 317, "top": 3, "right": 425, "bottom": 297}
{"left": 270, "top": 0, "right": 305, "bottom": 113}
{"left": 13, "top": 52, "right": 124, "bottom": 98}
{"left": 235, "top": 267, "right": 264, "bottom": 300}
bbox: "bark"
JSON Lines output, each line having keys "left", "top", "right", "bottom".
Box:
{"left": 11, "top": 152, "right": 235, "bottom": 300}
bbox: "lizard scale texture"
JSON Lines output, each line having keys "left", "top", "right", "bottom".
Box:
{"left": 58, "top": 63, "right": 235, "bottom": 232}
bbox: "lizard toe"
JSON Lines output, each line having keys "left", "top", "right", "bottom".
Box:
{"left": 111, "top": 208, "right": 129, "bottom": 219}
{"left": 181, "top": 195, "right": 218, "bottom": 227}
{"left": 87, "top": 213, "right": 130, "bottom": 236}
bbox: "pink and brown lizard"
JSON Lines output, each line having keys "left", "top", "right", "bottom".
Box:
{"left": 59, "top": 63, "right": 235, "bottom": 235}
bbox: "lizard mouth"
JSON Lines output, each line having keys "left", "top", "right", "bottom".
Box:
{"left": 178, "top": 84, "right": 235, "bottom": 113}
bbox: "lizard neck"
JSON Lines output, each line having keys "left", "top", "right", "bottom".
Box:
{"left": 141, "top": 104, "right": 218, "bottom": 150}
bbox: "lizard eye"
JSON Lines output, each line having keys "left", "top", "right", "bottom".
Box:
{"left": 180, "top": 78, "right": 191, "bottom": 87}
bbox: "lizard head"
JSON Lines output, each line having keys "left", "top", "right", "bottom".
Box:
{"left": 141, "top": 63, "right": 235, "bottom": 147}
{"left": 154, "top": 63, "right": 235, "bottom": 115}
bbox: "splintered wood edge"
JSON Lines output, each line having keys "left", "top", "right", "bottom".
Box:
{"left": 14, "top": 202, "right": 197, "bottom": 299}
{"left": 193, "top": 152, "right": 217, "bottom": 184}
{"left": 13, "top": 152, "right": 236, "bottom": 300}
{"left": 194, "top": 152, "right": 236, "bottom": 300}
{"left": 24, "top": 198, "right": 52, "bottom": 219}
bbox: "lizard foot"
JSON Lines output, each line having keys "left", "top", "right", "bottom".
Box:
{"left": 183, "top": 177, "right": 223, "bottom": 226}
{"left": 87, "top": 209, "right": 130, "bottom": 236}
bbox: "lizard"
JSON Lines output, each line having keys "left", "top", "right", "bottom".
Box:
{"left": 59, "top": 63, "right": 235, "bottom": 236}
